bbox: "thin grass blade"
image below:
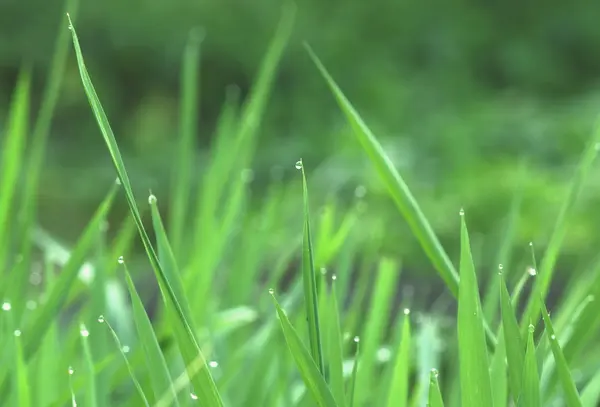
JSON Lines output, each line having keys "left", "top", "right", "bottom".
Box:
{"left": 385, "top": 309, "right": 411, "bottom": 407}
{"left": 520, "top": 324, "right": 541, "bottom": 407}
{"left": 457, "top": 211, "right": 494, "bottom": 407}
{"left": 500, "top": 272, "right": 525, "bottom": 401}
{"left": 79, "top": 323, "right": 98, "bottom": 407}
{"left": 270, "top": 291, "right": 338, "bottom": 407}
{"left": 348, "top": 338, "right": 360, "bottom": 407}
{"left": 428, "top": 369, "right": 445, "bottom": 407}
{"left": 490, "top": 326, "right": 508, "bottom": 407}
{"left": 581, "top": 368, "right": 600, "bottom": 407}
{"left": 328, "top": 276, "right": 345, "bottom": 407}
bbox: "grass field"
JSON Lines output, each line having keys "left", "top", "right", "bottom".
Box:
{"left": 2, "top": 3, "right": 600, "bottom": 407}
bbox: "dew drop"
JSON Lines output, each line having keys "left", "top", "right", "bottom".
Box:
{"left": 117, "top": 256, "right": 124, "bottom": 265}
{"left": 14, "top": 329, "right": 21, "bottom": 337}
{"left": 528, "top": 324, "right": 535, "bottom": 333}
{"left": 115, "top": 177, "right": 122, "bottom": 186}
{"left": 498, "top": 264, "right": 504, "bottom": 270}
{"left": 331, "top": 274, "right": 337, "bottom": 281}
{"left": 190, "top": 393, "right": 198, "bottom": 400}
{"left": 68, "top": 366, "right": 74, "bottom": 375}
{"left": 320, "top": 267, "right": 327, "bottom": 275}
{"left": 295, "top": 160, "right": 303, "bottom": 170}
{"left": 148, "top": 194, "right": 157, "bottom": 205}
{"left": 550, "top": 334, "right": 556, "bottom": 340}
{"left": 268, "top": 288, "right": 274, "bottom": 295}
{"left": 431, "top": 368, "right": 439, "bottom": 378}
{"left": 527, "top": 267, "right": 537, "bottom": 276}
{"left": 97, "top": 315, "right": 105, "bottom": 323}
{"left": 529, "top": 241, "right": 533, "bottom": 247}
{"left": 122, "top": 345, "right": 130, "bottom": 353}
{"left": 209, "top": 360, "right": 219, "bottom": 368}
{"left": 29, "top": 271, "right": 42, "bottom": 285}
{"left": 80, "top": 326, "right": 90, "bottom": 337}
{"left": 354, "top": 185, "right": 367, "bottom": 198}
{"left": 353, "top": 336, "right": 360, "bottom": 343}
{"left": 2, "top": 302, "right": 11, "bottom": 311}
{"left": 459, "top": 208, "right": 465, "bottom": 216}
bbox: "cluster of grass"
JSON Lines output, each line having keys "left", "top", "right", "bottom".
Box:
{"left": 2, "top": 2, "right": 600, "bottom": 406}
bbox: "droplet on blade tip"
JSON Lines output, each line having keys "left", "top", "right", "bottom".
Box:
{"left": 353, "top": 336, "right": 360, "bottom": 343}
{"left": 268, "top": 288, "right": 274, "bottom": 295}
{"left": 295, "top": 160, "right": 303, "bottom": 170}
{"left": 97, "top": 315, "right": 105, "bottom": 323}
{"left": 528, "top": 324, "right": 535, "bottom": 333}
{"left": 148, "top": 194, "right": 157, "bottom": 205}
{"left": 403, "top": 308, "right": 410, "bottom": 315}
{"left": 190, "top": 393, "right": 198, "bottom": 400}
{"left": 117, "top": 256, "right": 124, "bottom": 264}
{"left": 1, "top": 302, "right": 11, "bottom": 311}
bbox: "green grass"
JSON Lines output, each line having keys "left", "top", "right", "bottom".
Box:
{"left": 1, "top": 5, "right": 600, "bottom": 407}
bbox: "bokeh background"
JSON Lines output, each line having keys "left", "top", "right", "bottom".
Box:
{"left": 2, "top": 0, "right": 600, "bottom": 304}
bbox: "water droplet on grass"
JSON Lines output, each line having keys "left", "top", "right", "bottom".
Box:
{"left": 268, "top": 288, "right": 274, "bottom": 295}
{"left": 190, "top": 393, "right": 198, "bottom": 400}
{"left": 353, "top": 336, "right": 360, "bottom": 343}
{"left": 528, "top": 324, "right": 535, "bottom": 333}
{"left": 431, "top": 368, "right": 439, "bottom": 378}
{"left": 295, "top": 160, "right": 303, "bottom": 170}
{"left": 550, "top": 334, "right": 556, "bottom": 340}
{"left": 68, "top": 366, "right": 74, "bottom": 375}
{"left": 148, "top": 194, "right": 157, "bottom": 205}
{"left": 80, "top": 326, "right": 90, "bottom": 337}
{"left": 403, "top": 308, "right": 411, "bottom": 315}
{"left": 527, "top": 267, "right": 537, "bottom": 276}
{"left": 117, "top": 256, "right": 124, "bottom": 264}
{"left": 97, "top": 315, "right": 105, "bottom": 323}
{"left": 209, "top": 360, "right": 219, "bottom": 368}
{"left": 2, "top": 302, "right": 11, "bottom": 311}
{"left": 354, "top": 185, "right": 367, "bottom": 198}
{"left": 14, "top": 329, "right": 21, "bottom": 337}
{"left": 459, "top": 208, "right": 465, "bottom": 216}
{"left": 331, "top": 274, "right": 337, "bottom": 281}
{"left": 122, "top": 345, "right": 130, "bottom": 353}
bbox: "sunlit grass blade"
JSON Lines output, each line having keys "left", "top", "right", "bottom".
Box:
{"left": 490, "top": 327, "right": 508, "bottom": 407}
{"left": 79, "top": 323, "right": 98, "bottom": 407}
{"left": 428, "top": 369, "right": 445, "bottom": 407}
{"left": 270, "top": 291, "right": 338, "bottom": 407}
{"left": 67, "top": 16, "right": 223, "bottom": 406}
{"left": 121, "top": 261, "right": 177, "bottom": 405}
{"left": 0, "top": 68, "right": 30, "bottom": 273}
{"left": 304, "top": 44, "right": 457, "bottom": 296}
{"left": 520, "top": 324, "right": 541, "bottom": 407}
{"left": 10, "top": 325, "right": 30, "bottom": 407}
{"left": 540, "top": 298, "right": 583, "bottom": 407}
{"left": 500, "top": 272, "right": 525, "bottom": 402}
{"left": 328, "top": 275, "right": 345, "bottom": 407}
{"left": 169, "top": 27, "right": 202, "bottom": 254}
{"left": 522, "top": 123, "right": 600, "bottom": 331}
{"left": 581, "top": 368, "right": 600, "bottom": 407}
{"left": 457, "top": 210, "right": 494, "bottom": 407}
{"left": 384, "top": 309, "right": 411, "bottom": 407}
{"left": 298, "top": 159, "right": 325, "bottom": 373}
{"left": 99, "top": 314, "right": 150, "bottom": 407}
{"left": 348, "top": 338, "right": 360, "bottom": 407}
{"left": 23, "top": 183, "right": 117, "bottom": 360}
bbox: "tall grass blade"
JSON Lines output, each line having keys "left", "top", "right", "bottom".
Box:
{"left": 67, "top": 16, "right": 223, "bottom": 406}
{"left": 79, "top": 324, "right": 98, "bottom": 407}
{"left": 500, "top": 272, "right": 525, "bottom": 401}
{"left": 428, "top": 369, "right": 445, "bottom": 407}
{"left": 540, "top": 298, "right": 582, "bottom": 407}
{"left": 348, "top": 339, "right": 360, "bottom": 407}
{"left": 328, "top": 276, "right": 346, "bottom": 407}
{"left": 457, "top": 211, "right": 494, "bottom": 407}
{"left": 489, "top": 327, "right": 508, "bottom": 407}
{"left": 270, "top": 291, "right": 338, "bottom": 407}
{"left": 298, "top": 159, "right": 325, "bottom": 374}
{"left": 581, "top": 368, "right": 600, "bottom": 407}
{"left": 385, "top": 309, "right": 411, "bottom": 407}
{"left": 520, "top": 324, "right": 541, "bottom": 407}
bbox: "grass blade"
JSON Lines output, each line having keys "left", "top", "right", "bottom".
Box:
{"left": 490, "top": 326, "right": 508, "bottom": 407}
{"left": 457, "top": 210, "right": 494, "bottom": 407}
{"left": 348, "top": 338, "right": 360, "bottom": 407}
{"left": 428, "top": 369, "right": 445, "bottom": 407}
{"left": 298, "top": 159, "right": 325, "bottom": 373}
{"left": 385, "top": 309, "right": 411, "bottom": 407}
{"left": 500, "top": 272, "right": 525, "bottom": 402}
{"left": 120, "top": 261, "right": 178, "bottom": 405}
{"left": 270, "top": 290, "right": 338, "bottom": 407}
{"left": 581, "top": 368, "right": 600, "bottom": 407}
{"left": 67, "top": 15, "right": 223, "bottom": 406}
{"left": 520, "top": 324, "right": 541, "bottom": 407}
{"left": 328, "top": 276, "right": 346, "bottom": 407}
{"left": 540, "top": 298, "right": 582, "bottom": 407}
{"left": 79, "top": 324, "right": 98, "bottom": 407}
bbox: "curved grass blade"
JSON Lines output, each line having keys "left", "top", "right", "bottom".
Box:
{"left": 540, "top": 298, "right": 582, "bottom": 407}
{"left": 23, "top": 183, "right": 117, "bottom": 360}
{"left": 67, "top": 16, "right": 223, "bottom": 406}
{"left": 520, "top": 324, "right": 541, "bottom": 407}
{"left": 522, "top": 124, "right": 600, "bottom": 332}
{"left": 457, "top": 211, "right": 494, "bottom": 407}
{"left": 99, "top": 314, "right": 150, "bottom": 407}
{"left": 298, "top": 159, "right": 325, "bottom": 374}
{"left": 328, "top": 275, "right": 346, "bottom": 407}
{"left": 121, "top": 261, "right": 178, "bottom": 406}
{"left": 270, "top": 291, "right": 338, "bottom": 407}
{"left": 385, "top": 309, "right": 411, "bottom": 407}
{"left": 305, "top": 44, "right": 497, "bottom": 348}
{"left": 428, "top": 369, "right": 445, "bottom": 407}
{"left": 500, "top": 272, "right": 525, "bottom": 402}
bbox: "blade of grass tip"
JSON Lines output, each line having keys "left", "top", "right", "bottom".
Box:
{"left": 540, "top": 297, "right": 583, "bottom": 407}
{"left": 67, "top": 16, "right": 223, "bottom": 406}
{"left": 79, "top": 323, "right": 98, "bottom": 407}
{"left": 348, "top": 337, "right": 360, "bottom": 407}
{"left": 169, "top": 27, "right": 203, "bottom": 254}
{"left": 500, "top": 270, "right": 525, "bottom": 402}
{"left": 270, "top": 289, "right": 338, "bottom": 407}
{"left": 98, "top": 314, "right": 150, "bottom": 407}
{"left": 120, "top": 260, "right": 178, "bottom": 406}
{"left": 9, "top": 321, "right": 30, "bottom": 407}
{"left": 581, "top": 368, "right": 600, "bottom": 407}
{"left": 23, "top": 183, "right": 118, "bottom": 360}
{"left": 457, "top": 209, "right": 494, "bottom": 407}
{"left": 428, "top": 369, "right": 445, "bottom": 407}
{"left": 520, "top": 323, "right": 541, "bottom": 407}
{"left": 303, "top": 44, "right": 457, "bottom": 296}
{"left": 355, "top": 257, "right": 401, "bottom": 406}
{"left": 305, "top": 44, "right": 497, "bottom": 349}
{"left": 0, "top": 68, "right": 30, "bottom": 275}
{"left": 490, "top": 326, "right": 508, "bottom": 407}
{"left": 385, "top": 308, "right": 411, "bottom": 407}
{"left": 328, "top": 274, "right": 345, "bottom": 407}
{"left": 522, "top": 125, "right": 600, "bottom": 332}
{"left": 298, "top": 159, "right": 325, "bottom": 374}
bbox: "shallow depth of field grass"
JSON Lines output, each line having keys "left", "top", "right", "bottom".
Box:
{"left": 2, "top": 3, "right": 600, "bottom": 407}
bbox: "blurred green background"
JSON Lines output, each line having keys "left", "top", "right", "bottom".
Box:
{"left": 2, "top": 0, "right": 600, "bottom": 294}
